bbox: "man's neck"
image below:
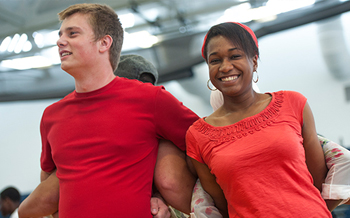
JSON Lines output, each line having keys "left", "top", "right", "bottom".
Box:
{"left": 74, "top": 70, "right": 116, "bottom": 93}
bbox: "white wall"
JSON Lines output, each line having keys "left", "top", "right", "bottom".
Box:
{"left": 257, "top": 14, "right": 350, "bottom": 147}
{"left": 0, "top": 99, "right": 58, "bottom": 194}
{"left": 1, "top": 13, "right": 350, "bottom": 195}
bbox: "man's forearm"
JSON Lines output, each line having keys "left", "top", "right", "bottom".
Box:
{"left": 18, "top": 171, "right": 59, "bottom": 218}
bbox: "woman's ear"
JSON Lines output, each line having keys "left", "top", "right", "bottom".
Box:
{"left": 99, "top": 35, "right": 113, "bottom": 53}
{"left": 253, "top": 55, "right": 258, "bottom": 72}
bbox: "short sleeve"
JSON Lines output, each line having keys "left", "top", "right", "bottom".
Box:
{"left": 40, "top": 113, "right": 56, "bottom": 172}
{"left": 284, "top": 91, "right": 307, "bottom": 126}
{"left": 186, "top": 126, "right": 205, "bottom": 164}
{"left": 154, "top": 87, "right": 199, "bottom": 151}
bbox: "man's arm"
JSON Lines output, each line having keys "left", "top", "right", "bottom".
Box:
{"left": 18, "top": 170, "right": 59, "bottom": 218}
{"left": 153, "top": 139, "right": 196, "bottom": 215}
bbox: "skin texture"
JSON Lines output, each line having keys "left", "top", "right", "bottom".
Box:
{"left": 154, "top": 139, "right": 196, "bottom": 214}
{"left": 191, "top": 34, "right": 329, "bottom": 217}
{"left": 18, "top": 171, "right": 59, "bottom": 218}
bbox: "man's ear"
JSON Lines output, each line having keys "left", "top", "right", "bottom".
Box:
{"left": 99, "top": 35, "right": 113, "bottom": 53}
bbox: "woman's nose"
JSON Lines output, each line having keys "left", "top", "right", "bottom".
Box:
{"left": 219, "top": 59, "right": 234, "bottom": 73}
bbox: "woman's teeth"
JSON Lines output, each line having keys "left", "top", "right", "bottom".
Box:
{"left": 221, "top": 75, "right": 238, "bottom": 82}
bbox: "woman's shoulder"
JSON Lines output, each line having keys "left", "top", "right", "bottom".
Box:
{"left": 270, "top": 90, "right": 306, "bottom": 100}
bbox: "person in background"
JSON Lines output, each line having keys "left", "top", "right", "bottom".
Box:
{"left": 34, "top": 3, "right": 198, "bottom": 218}
{"left": 19, "top": 53, "right": 197, "bottom": 218}
{"left": 1, "top": 187, "right": 20, "bottom": 218}
{"left": 186, "top": 22, "right": 332, "bottom": 217}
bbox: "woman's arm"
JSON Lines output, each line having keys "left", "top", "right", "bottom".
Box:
{"left": 190, "top": 158, "right": 228, "bottom": 218}
{"left": 302, "top": 102, "right": 328, "bottom": 191}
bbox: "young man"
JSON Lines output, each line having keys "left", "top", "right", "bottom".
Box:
{"left": 19, "top": 54, "right": 196, "bottom": 218}
{"left": 0, "top": 187, "right": 20, "bottom": 218}
{"left": 35, "top": 4, "right": 198, "bottom": 218}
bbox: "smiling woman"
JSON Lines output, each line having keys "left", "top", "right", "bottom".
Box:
{"left": 186, "top": 22, "right": 333, "bottom": 218}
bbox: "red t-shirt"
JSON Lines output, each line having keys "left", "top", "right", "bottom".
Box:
{"left": 40, "top": 77, "right": 199, "bottom": 218}
{"left": 187, "top": 91, "right": 332, "bottom": 218}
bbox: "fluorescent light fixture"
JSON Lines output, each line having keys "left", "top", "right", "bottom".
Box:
{"left": 33, "top": 30, "right": 58, "bottom": 48}
{"left": 123, "top": 31, "right": 158, "bottom": 51}
{"left": 22, "top": 41, "right": 32, "bottom": 52}
{"left": 33, "top": 32, "right": 44, "bottom": 48}
{"left": 265, "top": 0, "right": 316, "bottom": 14}
{"left": 47, "top": 30, "right": 59, "bottom": 46}
{"left": 218, "top": 0, "right": 315, "bottom": 24}
{"left": 119, "top": 13, "right": 135, "bottom": 28}
{"left": 7, "top": 34, "right": 20, "bottom": 53}
{"left": 0, "top": 36, "right": 11, "bottom": 52}
{"left": 142, "top": 8, "right": 159, "bottom": 21}
{"left": 14, "top": 33, "right": 28, "bottom": 54}
{"left": 217, "top": 3, "right": 252, "bottom": 23}
{"left": 1, "top": 56, "right": 52, "bottom": 70}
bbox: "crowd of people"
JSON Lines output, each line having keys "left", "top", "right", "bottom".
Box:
{"left": 2, "top": 3, "right": 349, "bottom": 218}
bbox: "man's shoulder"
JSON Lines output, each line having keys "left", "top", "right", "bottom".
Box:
{"left": 116, "top": 77, "right": 163, "bottom": 95}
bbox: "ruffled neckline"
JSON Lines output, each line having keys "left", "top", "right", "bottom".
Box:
{"left": 193, "top": 91, "right": 284, "bottom": 143}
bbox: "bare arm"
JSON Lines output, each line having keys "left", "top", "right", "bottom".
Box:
{"left": 302, "top": 102, "right": 341, "bottom": 211}
{"left": 302, "top": 102, "right": 328, "bottom": 191}
{"left": 153, "top": 139, "right": 196, "bottom": 214}
{"left": 190, "top": 157, "right": 228, "bottom": 218}
{"left": 18, "top": 170, "right": 59, "bottom": 218}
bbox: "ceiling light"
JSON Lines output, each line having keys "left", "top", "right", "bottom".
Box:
{"left": 1, "top": 56, "right": 52, "bottom": 70}
{"left": 22, "top": 41, "right": 32, "bottom": 52}
{"left": 123, "top": 31, "right": 158, "bottom": 50}
{"left": 7, "top": 34, "right": 20, "bottom": 53}
{"left": 266, "top": 0, "right": 316, "bottom": 13}
{"left": 0, "top": 36, "right": 11, "bottom": 52}
{"left": 33, "top": 32, "right": 44, "bottom": 48}
{"left": 119, "top": 13, "right": 135, "bottom": 28}
{"left": 218, "top": 3, "right": 252, "bottom": 23}
{"left": 14, "top": 34, "right": 28, "bottom": 54}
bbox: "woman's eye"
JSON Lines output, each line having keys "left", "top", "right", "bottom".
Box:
{"left": 210, "top": 59, "right": 220, "bottom": 64}
{"left": 231, "top": 55, "right": 240, "bottom": 59}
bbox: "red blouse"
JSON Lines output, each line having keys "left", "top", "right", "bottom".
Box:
{"left": 187, "top": 91, "right": 331, "bottom": 218}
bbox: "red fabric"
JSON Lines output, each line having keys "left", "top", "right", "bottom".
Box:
{"left": 187, "top": 91, "right": 332, "bottom": 218}
{"left": 40, "top": 77, "right": 199, "bottom": 218}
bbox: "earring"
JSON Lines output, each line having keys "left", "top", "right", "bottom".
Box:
{"left": 253, "top": 71, "right": 259, "bottom": 83}
{"left": 207, "top": 79, "right": 217, "bottom": 91}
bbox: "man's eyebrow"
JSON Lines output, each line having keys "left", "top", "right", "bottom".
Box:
{"left": 58, "top": 26, "right": 81, "bottom": 36}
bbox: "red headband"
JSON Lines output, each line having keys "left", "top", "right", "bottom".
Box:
{"left": 201, "top": 22, "right": 258, "bottom": 59}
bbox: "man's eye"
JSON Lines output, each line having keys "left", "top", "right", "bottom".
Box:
{"left": 70, "top": 32, "right": 77, "bottom": 35}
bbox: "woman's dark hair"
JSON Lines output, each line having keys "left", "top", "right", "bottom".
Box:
{"left": 202, "top": 22, "right": 259, "bottom": 62}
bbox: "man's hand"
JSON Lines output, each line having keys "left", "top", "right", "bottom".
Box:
{"left": 150, "top": 196, "right": 171, "bottom": 218}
